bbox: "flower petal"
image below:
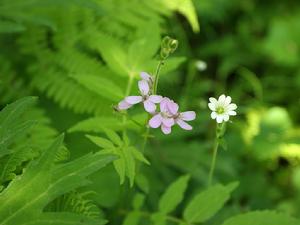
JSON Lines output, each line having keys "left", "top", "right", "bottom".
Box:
{"left": 208, "top": 102, "right": 216, "bottom": 111}
{"left": 149, "top": 95, "right": 163, "bottom": 103}
{"left": 176, "top": 119, "right": 193, "bottom": 130}
{"left": 225, "top": 96, "right": 232, "bottom": 105}
{"left": 228, "top": 110, "right": 237, "bottom": 116}
{"left": 211, "top": 112, "right": 218, "bottom": 119}
{"left": 227, "top": 103, "right": 237, "bottom": 111}
{"left": 149, "top": 114, "right": 162, "bottom": 128}
{"left": 223, "top": 114, "right": 229, "bottom": 122}
{"left": 118, "top": 100, "right": 132, "bottom": 110}
{"left": 161, "top": 125, "right": 171, "bottom": 134}
{"left": 125, "top": 96, "right": 142, "bottom": 104}
{"left": 180, "top": 111, "right": 196, "bottom": 121}
{"left": 140, "top": 72, "right": 151, "bottom": 81}
{"left": 160, "top": 97, "right": 170, "bottom": 112}
{"left": 216, "top": 115, "right": 224, "bottom": 123}
{"left": 167, "top": 101, "right": 179, "bottom": 115}
{"left": 162, "top": 117, "right": 175, "bottom": 127}
{"left": 138, "top": 80, "right": 149, "bottom": 95}
{"left": 218, "top": 94, "right": 226, "bottom": 106}
{"left": 144, "top": 100, "right": 156, "bottom": 113}
{"left": 209, "top": 97, "right": 218, "bottom": 104}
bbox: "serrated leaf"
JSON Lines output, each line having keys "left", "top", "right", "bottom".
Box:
{"left": 103, "top": 129, "right": 123, "bottom": 146}
{"left": 222, "top": 210, "right": 300, "bottom": 225}
{"left": 159, "top": 175, "right": 190, "bottom": 214}
{"left": 122, "top": 147, "right": 135, "bottom": 187}
{"left": 184, "top": 182, "right": 239, "bottom": 223}
{"left": 130, "top": 147, "right": 150, "bottom": 165}
{"left": 86, "top": 135, "right": 115, "bottom": 149}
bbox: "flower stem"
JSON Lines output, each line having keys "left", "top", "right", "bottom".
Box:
{"left": 208, "top": 131, "right": 220, "bottom": 186}
{"left": 153, "top": 60, "right": 164, "bottom": 95}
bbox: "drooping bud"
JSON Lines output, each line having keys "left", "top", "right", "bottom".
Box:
{"left": 160, "top": 36, "right": 178, "bottom": 60}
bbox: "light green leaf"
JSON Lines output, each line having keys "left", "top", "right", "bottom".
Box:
{"left": 132, "top": 193, "right": 145, "bottom": 210}
{"left": 159, "top": 175, "right": 190, "bottom": 214}
{"left": 222, "top": 210, "right": 300, "bottom": 225}
{"left": 130, "top": 147, "right": 150, "bottom": 165}
{"left": 86, "top": 135, "right": 115, "bottom": 149}
{"left": 122, "top": 147, "right": 136, "bottom": 187}
{"left": 122, "top": 211, "right": 141, "bottom": 225}
{"left": 103, "top": 129, "right": 123, "bottom": 147}
{"left": 184, "top": 182, "right": 239, "bottom": 223}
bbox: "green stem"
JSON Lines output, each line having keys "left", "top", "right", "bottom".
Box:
{"left": 122, "top": 74, "right": 134, "bottom": 138}
{"left": 208, "top": 138, "right": 219, "bottom": 186}
{"left": 153, "top": 60, "right": 164, "bottom": 95}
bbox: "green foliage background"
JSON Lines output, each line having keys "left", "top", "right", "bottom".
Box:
{"left": 0, "top": 0, "right": 300, "bottom": 224}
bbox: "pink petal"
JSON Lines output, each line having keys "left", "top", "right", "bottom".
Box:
{"left": 140, "top": 72, "right": 152, "bottom": 81}
{"left": 167, "top": 101, "right": 179, "bottom": 115}
{"left": 149, "top": 114, "right": 162, "bottom": 128}
{"left": 176, "top": 119, "right": 193, "bottom": 130}
{"left": 161, "top": 125, "right": 171, "bottom": 134}
{"left": 162, "top": 117, "right": 175, "bottom": 127}
{"left": 180, "top": 111, "right": 196, "bottom": 121}
{"left": 160, "top": 97, "right": 170, "bottom": 112}
{"left": 118, "top": 100, "right": 132, "bottom": 110}
{"left": 148, "top": 95, "right": 163, "bottom": 103}
{"left": 138, "top": 80, "right": 149, "bottom": 96}
{"left": 144, "top": 100, "right": 156, "bottom": 113}
{"left": 125, "top": 96, "right": 142, "bottom": 104}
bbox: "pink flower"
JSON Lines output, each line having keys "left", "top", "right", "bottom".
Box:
{"left": 117, "top": 74, "right": 162, "bottom": 113}
{"left": 149, "top": 98, "right": 196, "bottom": 134}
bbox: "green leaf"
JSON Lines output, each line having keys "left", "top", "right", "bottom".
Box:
{"left": 86, "top": 135, "right": 115, "bottom": 149}
{"left": 222, "top": 210, "right": 300, "bottom": 225}
{"left": 159, "top": 175, "right": 190, "bottom": 214}
{"left": 151, "top": 212, "right": 167, "bottom": 225}
{"left": 0, "top": 135, "right": 116, "bottom": 225}
{"left": 183, "top": 182, "right": 239, "bottom": 223}
{"left": 130, "top": 147, "right": 150, "bottom": 165}
{"left": 103, "top": 129, "right": 123, "bottom": 147}
{"left": 122, "top": 147, "right": 136, "bottom": 187}
{"left": 26, "top": 212, "right": 106, "bottom": 225}
{"left": 69, "top": 73, "right": 123, "bottom": 101}
{"left": 0, "top": 96, "right": 37, "bottom": 157}
{"left": 132, "top": 193, "right": 145, "bottom": 210}
{"left": 122, "top": 211, "right": 141, "bottom": 225}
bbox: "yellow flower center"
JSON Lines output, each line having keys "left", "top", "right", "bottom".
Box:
{"left": 216, "top": 106, "right": 225, "bottom": 114}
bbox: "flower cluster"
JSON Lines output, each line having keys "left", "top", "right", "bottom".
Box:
{"left": 117, "top": 72, "right": 196, "bottom": 134}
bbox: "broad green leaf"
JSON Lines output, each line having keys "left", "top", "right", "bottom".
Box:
{"left": 86, "top": 135, "right": 115, "bottom": 149}
{"left": 183, "top": 182, "right": 239, "bottom": 223}
{"left": 0, "top": 96, "right": 37, "bottom": 156}
{"left": 222, "top": 210, "right": 300, "bottom": 225}
{"left": 0, "top": 135, "right": 116, "bottom": 225}
{"left": 132, "top": 193, "right": 145, "bottom": 210}
{"left": 159, "top": 175, "right": 190, "bottom": 214}
{"left": 151, "top": 212, "right": 167, "bottom": 225}
{"left": 122, "top": 211, "right": 141, "bottom": 225}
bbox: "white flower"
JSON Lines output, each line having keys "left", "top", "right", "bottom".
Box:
{"left": 195, "top": 60, "right": 207, "bottom": 71}
{"left": 208, "top": 94, "right": 237, "bottom": 123}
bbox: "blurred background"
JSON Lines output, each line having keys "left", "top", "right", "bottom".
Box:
{"left": 0, "top": 0, "right": 300, "bottom": 224}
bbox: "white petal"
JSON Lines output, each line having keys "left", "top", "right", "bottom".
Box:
{"left": 228, "top": 110, "right": 237, "bottom": 116}
{"left": 211, "top": 112, "right": 217, "bottom": 119}
{"left": 140, "top": 72, "right": 151, "bottom": 81}
{"left": 216, "top": 115, "right": 224, "bottom": 123}
{"left": 209, "top": 97, "right": 218, "bottom": 104}
{"left": 227, "top": 103, "right": 237, "bottom": 111}
{"left": 223, "top": 114, "right": 229, "bottom": 122}
{"left": 208, "top": 103, "right": 216, "bottom": 111}
{"left": 225, "top": 96, "right": 232, "bottom": 105}
{"left": 138, "top": 80, "right": 149, "bottom": 95}
{"left": 218, "top": 95, "right": 226, "bottom": 106}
